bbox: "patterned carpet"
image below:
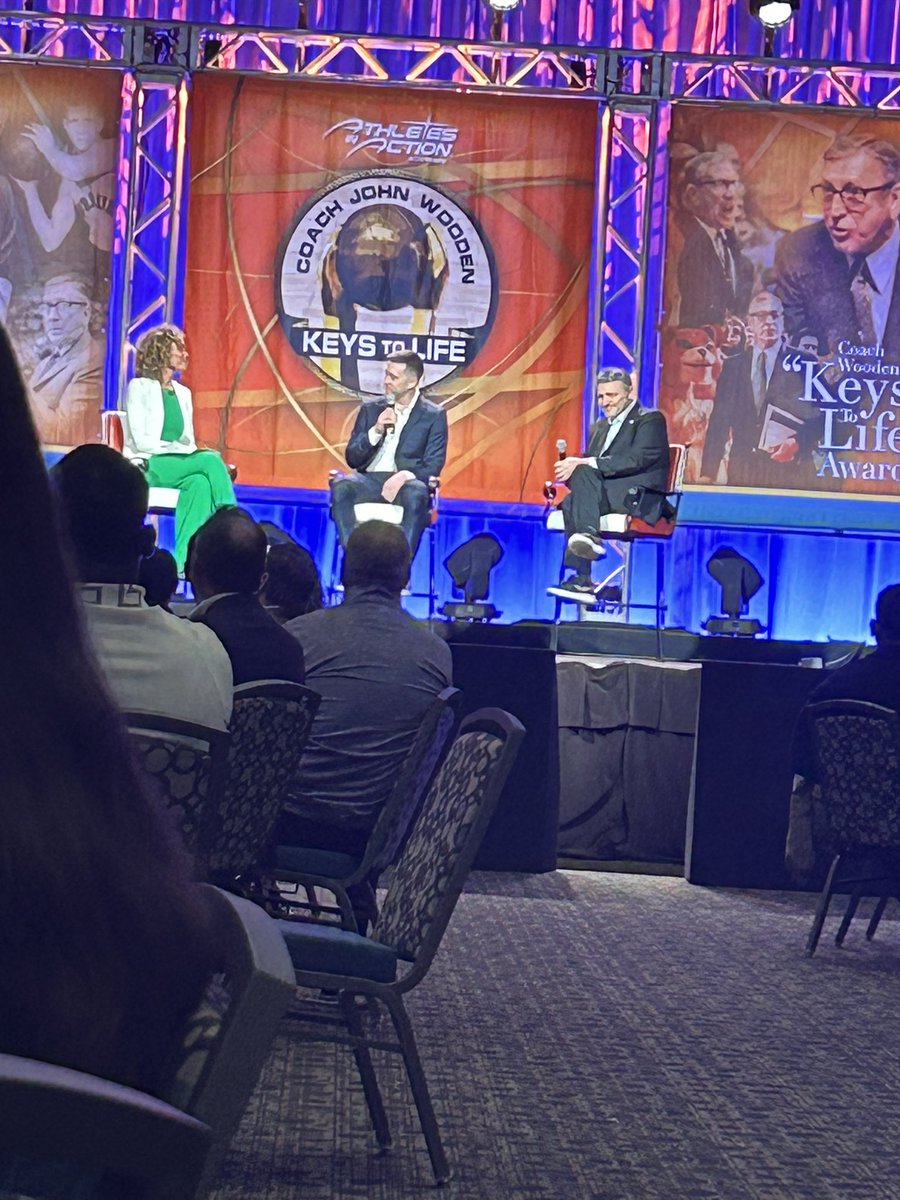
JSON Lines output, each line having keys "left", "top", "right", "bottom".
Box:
{"left": 210, "top": 871, "right": 900, "bottom": 1200}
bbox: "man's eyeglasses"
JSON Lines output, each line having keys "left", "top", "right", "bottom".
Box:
{"left": 694, "top": 178, "right": 740, "bottom": 194}
{"left": 810, "top": 181, "right": 897, "bottom": 211}
{"left": 39, "top": 300, "right": 89, "bottom": 315}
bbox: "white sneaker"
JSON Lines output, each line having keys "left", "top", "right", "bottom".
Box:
{"left": 567, "top": 532, "right": 606, "bottom": 560}
{"left": 547, "top": 580, "right": 599, "bottom": 605}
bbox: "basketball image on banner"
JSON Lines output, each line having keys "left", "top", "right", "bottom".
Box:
{"left": 277, "top": 172, "right": 495, "bottom": 395}
{"left": 660, "top": 105, "right": 900, "bottom": 500}
{"left": 0, "top": 65, "right": 119, "bottom": 449}
{"left": 184, "top": 77, "right": 595, "bottom": 501}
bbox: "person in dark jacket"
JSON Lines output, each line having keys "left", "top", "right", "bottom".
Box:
{"left": 187, "top": 507, "right": 305, "bottom": 685}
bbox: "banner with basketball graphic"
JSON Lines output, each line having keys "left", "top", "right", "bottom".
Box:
{"left": 0, "top": 65, "right": 120, "bottom": 449}
{"left": 184, "top": 77, "right": 596, "bottom": 501}
{"left": 661, "top": 104, "right": 900, "bottom": 500}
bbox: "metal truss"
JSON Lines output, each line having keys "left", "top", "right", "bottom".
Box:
{"left": 6, "top": 11, "right": 900, "bottom": 414}
{"left": 115, "top": 71, "right": 188, "bottom": 405}
{"left": 595, "top": 102, "right": 655, "bottom": 379}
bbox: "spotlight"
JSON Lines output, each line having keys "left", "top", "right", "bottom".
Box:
{"left": 703, "top": 547, "right": 765, "bottom": 637}
{"left": 749, "top": 0, "right": 798, "bottom": 30}
{"left": 441, "top": 533, "right": 503, "bottom": 623}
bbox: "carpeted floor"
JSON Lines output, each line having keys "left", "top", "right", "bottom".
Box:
{"left": 210, "top": 870, "right": 900, "bottom": 1200}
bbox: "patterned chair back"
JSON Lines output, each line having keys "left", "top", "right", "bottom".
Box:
{"left": 361, "top": 686, "right": 463, "bottom": 879}
{"left": 807, "top": 700, "right": 900, "bottom": 849}
{"left": 125, "top": 713, "right": 230, "bottom": 870}
{"left": 373, "top": 708, "right": 524, "bottom": 971}
{"left": 206, "top": 681, "right": 321, "bottom": 881}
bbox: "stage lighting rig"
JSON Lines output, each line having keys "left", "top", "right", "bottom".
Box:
{"left": 703, "top": 547, "right": 765, "bottom": 637}
{"left": 750, "top": 0, "right": 799, "bottom": 57}
{"left": 441, "top": 533, "right": 503, "bottom": 623}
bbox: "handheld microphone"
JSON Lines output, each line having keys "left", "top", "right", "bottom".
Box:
{"left": 382, "top": 401, "right": 396, "bottom": 437}
{"left": 556, "top": 438, "right": 568, "bottom": 460}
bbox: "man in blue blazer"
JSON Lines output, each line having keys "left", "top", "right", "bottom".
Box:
{"left": 331, "top": 350, "right": 448, "bottom": 556}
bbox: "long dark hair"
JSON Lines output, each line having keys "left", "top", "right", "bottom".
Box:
{"left": 0, "top": 325, "right": 212, "bottom": 1093}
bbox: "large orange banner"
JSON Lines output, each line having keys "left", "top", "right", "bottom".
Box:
{"left": 184, "top": 77, "right": 596, "bottom": 501}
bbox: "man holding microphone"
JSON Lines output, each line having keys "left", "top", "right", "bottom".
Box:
{"left": 330, "top": 350, "right": 448, "bottom": 558}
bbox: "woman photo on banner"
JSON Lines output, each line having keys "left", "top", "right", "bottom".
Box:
{"left": 124, "top": 324, "right": 236, "bottom": 572}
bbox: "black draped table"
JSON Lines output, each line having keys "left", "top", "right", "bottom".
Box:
{"left": 556, "top": 656, "right": 700, "bottom": 866}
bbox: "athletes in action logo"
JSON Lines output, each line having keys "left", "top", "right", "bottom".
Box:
{"left": 276, "top": 172, "right": 496, "bottom": 394}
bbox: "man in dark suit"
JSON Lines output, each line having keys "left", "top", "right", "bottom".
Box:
{"left": 549, "top": 367, "right": 670, "bottom": 602}
{"left": 775, "top": 135, "right": 900, "bottom": 357}
{"left": 700, "top": 291, "right": 820, "bottom": 488}
{"left": 677, "top": 151, "right": 754, "bottom": 327}
{"left": 331, "top": 349, "right": 448, "bottom": 557}
{"left": 188, "top": 507, "right": 305, "bottom": 686}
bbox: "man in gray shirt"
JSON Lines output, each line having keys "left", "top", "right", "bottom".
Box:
{"left": 281, "top": 520, "right": 452, "bottom": 855}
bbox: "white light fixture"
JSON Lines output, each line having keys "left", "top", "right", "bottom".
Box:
{"left": 749, "top": 0, "right": 799, "bottom": 29}
{"left": 486, "top": 0, "right": 522, "bottom": 11}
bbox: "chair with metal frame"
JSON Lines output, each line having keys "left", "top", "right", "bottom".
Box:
{"left": 803, "top": 699, "right": 900, "bottom": 957}
{"left": 543, "top": 443, "right": 687, "bottom": 624}
{"left": 276, "top": 708, "right": 525, "bottom": 1185}
{"left": 265, "top": 685, "right": 464, "bottom": 930}
{"left": 326, "top": 469, "right": 441, "bottom": 615}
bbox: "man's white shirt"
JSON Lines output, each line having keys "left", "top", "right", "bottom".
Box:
{"left": 366, "top": 390, "right": 420, "bottom": 473}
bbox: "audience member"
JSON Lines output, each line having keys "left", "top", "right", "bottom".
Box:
{"left": 793, "top": 584, "right": 900, "bottom": 778}
{"left": 187, "top": 507, "right": 306, "bottom": 685}
{"left": 280, "top": 521, "right": 452, "bottom": 856}
{"left": 138, "top": 546, "right": 179, "bottom": 611}
{"left": 261, "top": 540, "right": 323, "bottom": 623}
{"left": 52, "top": 444, "right": 233, "bottom": 730}
{"left": 0, "top": 322, "right": 214, "bottom": 1099}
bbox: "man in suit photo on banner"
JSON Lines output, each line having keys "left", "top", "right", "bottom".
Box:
{"left": 548, "top": 367, "right": 670, "bottom": 604}
{"left": 775, "top": 135, "right": 900, "bottom": 358}
{"left": 330, "top": 348, "right": 448, "bottom": 558}
{"left": 699, "top": 290, "right": 821, "bottom": 489}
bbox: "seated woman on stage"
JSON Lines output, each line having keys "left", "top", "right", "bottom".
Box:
{"left": 124, "top": 323, "right": 236, "bottom": 571}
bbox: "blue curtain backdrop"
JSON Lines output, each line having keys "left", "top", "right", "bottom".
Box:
{"left": 24, "top": 0, "right": 900, "bottom": 642}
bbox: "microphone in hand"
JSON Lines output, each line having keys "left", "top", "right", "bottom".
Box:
{"left": 381, "top": 402, "right": 396, "bottom": 437}
{"left": 556, "top": 438, "right": 568, "bottom": 460}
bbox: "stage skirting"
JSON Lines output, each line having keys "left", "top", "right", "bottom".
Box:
{"left": 557, "top": 656, "right": 698, "bottom": 867}
{"left": 436, "top": 625, "right": 832, "bottom": 886}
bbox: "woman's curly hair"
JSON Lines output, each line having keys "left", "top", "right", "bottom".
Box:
{"left": 134, "top": 324, "right": 186, "bottom": 383}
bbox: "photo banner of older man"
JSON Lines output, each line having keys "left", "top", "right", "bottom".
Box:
{"left": 660, "top": 106, "right": 900, "bottom": 499}
{"left": 0, "top": 65, "right": 120, "bottom": 449}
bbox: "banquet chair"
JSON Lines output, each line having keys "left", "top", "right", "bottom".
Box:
{"left": 176, "top": 886, "right": 295, "bottom": 1194}
{"left": 267, "top": 685, "right": 463, "bottom": 930}
{"left": 0, "top": 1053, "right": 211, "bottom": 1200}
{"left": 276, "top": 708, "right": 525, "bottom": 1184}
{"left": 803, "top": 699, "right": 900, "bottom": 957}
{"left": 543, "top": 443, "right": 687, "bottom": 623}
{"left": 327, "top": 469, "right": 441, "bottom": 614}
{"left": 123, "top": 713, "right": 230, "bottom": 873}
{"left": 0, "top": 887, "right": 294, "bottom": 1199}
{"left": 205, "top": 680, "right": 321, "bottom": 887}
